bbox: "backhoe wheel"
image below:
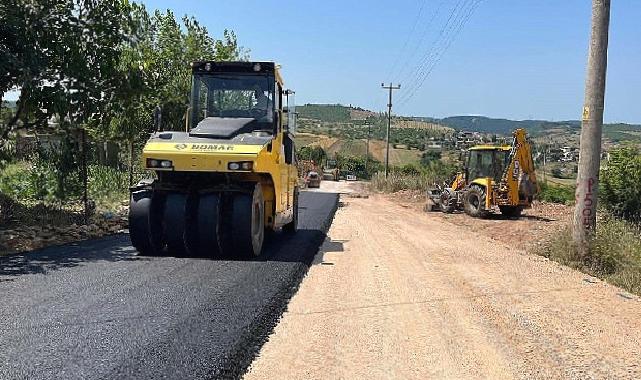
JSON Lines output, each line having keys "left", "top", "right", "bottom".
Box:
{"left": 163, "top": 192, "right": 190, "bottom": 256}
{"left": 194, "top": 193, "right": 222, "bottom": 258}
{"left": 499, "top": 205, "right": 523, "bottom": 218}
{"left": 221, "top": 183, "right": 265, "bottom": 258}
{"left": 284, "top": 187, "right": 299, "bottom": 233}
{"left": 129, "top": 189, "right": 164, "bottom": 256}
{"left": 440, "top": 189, "right": 456, "bottom": 214}
{"left": 464, "top": 185, "right": 489, "bottom": 218}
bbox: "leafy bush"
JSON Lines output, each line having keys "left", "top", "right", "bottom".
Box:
{"left": 0, "top": 153, "right": 81, "bottom": 203}
{"left": 536, "top": 215, "right": 641, "bottom": 294}
{"left": 394, "top": 163, "right": 421, "bottom": 176}
{"left": 538, "top": 182, "right": 575, "bottom": 204}
{"left": 31, "top": 138, "right": 83, "bottom": 201}
{"left": 335, "top": 153, "right": 381, "bottom": 180}
{"left": 420, "top": 150, "right": 441, "bottom": 166}
{"left": 0, "top": 140, "right": 15, "bottom": 171}
{"left": 600, "top": 148, "right": 641, "bottom": 221}
{"left": 0, "top": 162, "right": 34, "bottom": 199}
{"left": 297, "top": 145, "right": 326, "bottom": 165}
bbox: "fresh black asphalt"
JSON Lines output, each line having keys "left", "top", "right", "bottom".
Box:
{"left": 0, "top": 191, "right": 338, "bottom": 380}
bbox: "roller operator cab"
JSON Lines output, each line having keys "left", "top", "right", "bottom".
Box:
{"left": 129, "top": 61, "right": 299, "bottom": 258}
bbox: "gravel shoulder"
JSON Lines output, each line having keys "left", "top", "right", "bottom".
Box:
{"left": 245, "top": 190, "right": 641, "bottom": 380}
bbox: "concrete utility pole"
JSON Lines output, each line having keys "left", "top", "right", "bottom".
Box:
{"left": 573, "top": 0, "right": 611, "bottom": 255}
{"left": 381, "top": 82, "right": 401, "bottom": 178}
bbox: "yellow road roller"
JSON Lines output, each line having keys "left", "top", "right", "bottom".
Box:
{"left": 129, "top": 61, "right": 299, "bottom": 257}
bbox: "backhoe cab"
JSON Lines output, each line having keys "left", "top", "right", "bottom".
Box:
{"left": 129, "top": 61, "right": 299, "bottom": 258}
{"left": 427, "top": 128, "right": 538, "bottom": 218}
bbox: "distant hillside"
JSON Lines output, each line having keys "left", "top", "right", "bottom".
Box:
{"left": 394, "top": 118, "right": 453, "bottom": 133}
{"left": 439, "top": 116, "right": 545, "bottom": 135}
{"left": 296, "top": 104, "right": 641, "bottom": 144}
{"left": 297, "top": 104, "right": 352, "bottom": 123}
{"left": 439, "top": 115, "right": 641, "bottom": 142}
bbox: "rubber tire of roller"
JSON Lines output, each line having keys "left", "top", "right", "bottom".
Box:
{"left": 129, "top": 189, "right": 164, "bottom": 256}
{"left": 283, "top": 187, "right": 299, "bottom": 233}
{"left": 163, "top": 192, "right": 189, "bottom": 256}
{"left": 195, "top": 193, "right": 222, "bottom": 258}
{"left": 226, "top": 184, "right": 265, "bottom": 258}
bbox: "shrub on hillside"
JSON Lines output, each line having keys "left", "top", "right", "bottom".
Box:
{"left": 601, "top": 148, "right": 641, "bottom": 221}
{"left": 420, "top": 150, "right": 441, "bottom": 166}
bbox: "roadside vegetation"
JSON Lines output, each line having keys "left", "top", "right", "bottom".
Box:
{"left": 1, "top": 1, "right": 245, "bottom": 229}
{"left": 538, "top": 182, "right": 575, "bottom": 204}
{"left": 536, "top": 215, "right": 641, "bottom": 295}
{"left": 371, "top": 161, "right": 457, "bottom": 193}
{"left": 536, "top": 147, "right": 641, "bottom": 295}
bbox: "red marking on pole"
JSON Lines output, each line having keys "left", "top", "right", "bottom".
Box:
{"left": 582, "top": 177, "right": 596, "bottom": 229}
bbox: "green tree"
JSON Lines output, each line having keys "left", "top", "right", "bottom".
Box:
{"left": 0, "top": 0, "right": 133, "bottom": 139}
{"left": 601, "top": 148, "right": 641, "bottom": 220}
{"left": 297, "top": 146, "right": 326, "bottom": 164}
{"left": 102, "top": 6, "right": 246, "bottom": 142}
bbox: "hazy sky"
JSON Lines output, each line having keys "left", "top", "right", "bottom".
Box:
{"left": 6, "top": 1, "right": 640, "bottom": 123}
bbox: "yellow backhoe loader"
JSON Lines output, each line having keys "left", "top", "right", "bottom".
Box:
{"left": 129, "top": 61, "right": 298, "bottom": 258}
{"left": 427, "top": 128, "right": 538, "bottom": 217}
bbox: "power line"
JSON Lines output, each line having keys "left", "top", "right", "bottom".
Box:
{"left": 385, "top": 0, "right": 427, "bottom": 81}
{"left": 399, "top": 13, "right": 477, "bottom": 110}
{"left": 393, "top": 0, "right": 449, "bottom": 84}
{"left": 396, "top": 0, "right": 475, "bottom": 103}
{"left": 397, "top": 0, "right": 482, "bottom": 109}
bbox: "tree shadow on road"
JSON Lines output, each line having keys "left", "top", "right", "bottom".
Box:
{"left": 0, "top": 235, "right": 150, "bottom": 279}
{"left": 0, "top": 192, "right": 341, "bottom": 279}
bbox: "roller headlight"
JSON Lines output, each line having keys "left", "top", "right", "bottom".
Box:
{"left": 147, "top": 158, "right": 173, "bottom": 169}
{"left": 228, "top": 161, "right": 253, "bottom": 171}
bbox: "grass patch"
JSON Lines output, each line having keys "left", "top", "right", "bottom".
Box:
{"left": 87, "top": 165, "right": 139, "bottom": 211}
{"left": 371, "top": 172, "right": 432, "bottom": 192}
{"left": 370, "top": 160, "right": 457, "bottom": 193}
{"left": 1, "top": 161, "right": 149, "bottom": 226}
{"left": 538, "top": 181, "right": 575, "bottom": 205}
{"left": 535, "top": 215, "right": 641, "bottom": 295}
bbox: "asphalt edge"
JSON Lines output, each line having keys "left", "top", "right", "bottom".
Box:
{"left": 221, "top": 192, "right": 340, "bottom": 380}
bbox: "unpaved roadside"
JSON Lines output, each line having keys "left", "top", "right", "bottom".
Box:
{"left": 245, "top": 190, "right": 641, "bottom": 379}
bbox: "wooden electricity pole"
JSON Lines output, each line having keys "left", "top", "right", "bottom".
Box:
{"left": 381, "top": 83, "right": 401, "bottom": 178}
{"left": 573, "top": 0, "right": 611, "bottom": 254}
{"left": 365, "top": 123, "right": 371, "bottom": 173}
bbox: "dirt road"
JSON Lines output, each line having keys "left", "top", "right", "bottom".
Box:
{"left": 246, "top": 184, "right": 641, "bottom": 379}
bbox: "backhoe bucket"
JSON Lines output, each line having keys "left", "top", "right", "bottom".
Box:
{"left": 425, "top": 189, "right": 442, "bottom": 212}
